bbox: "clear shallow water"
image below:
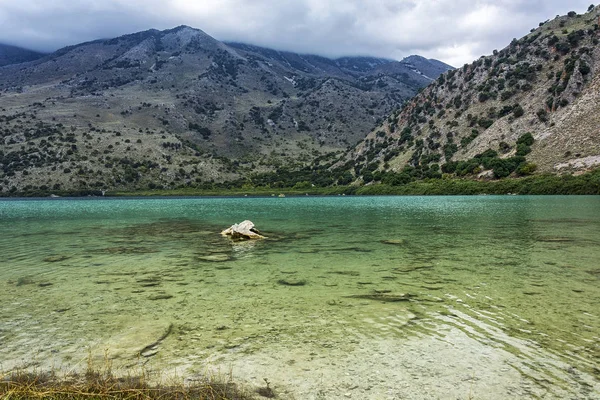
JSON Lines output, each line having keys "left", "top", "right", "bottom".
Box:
{"left": 0, "top": 196, "right": 599, "bottom": 399}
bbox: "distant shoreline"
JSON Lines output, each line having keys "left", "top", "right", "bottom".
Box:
{"left": 1, "top": 169, "right": 599, "bottom": 198}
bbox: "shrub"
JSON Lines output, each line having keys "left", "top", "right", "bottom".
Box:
{"left": 478, "top": 118, "right": 494, "bottom": 129}
{"left": 441, "top": 162, "right": 457, "bottom": 173}
{"left": 513, "top": 105, "right": 525, "bottom": 118}
{"left": 536, "top": 109, "right": 548, "bottom": 122}
{"left": 516, "top": 163, "right": 537, "bottom": 175}
{"left": 516, "top": 143, "right": 531, "bottom": 156}
{"left": 517, "top": 132, "right": 535, "bottom": 146}
{"left": 478, "top": 92, "right": 491, "bottom": 102}
{"left": 499, "top": 141, "right": 511, "bottom": 153}
{"left": 579, "top": 63, "right": 591, "bottom": 75}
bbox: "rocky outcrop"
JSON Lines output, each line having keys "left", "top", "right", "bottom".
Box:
{"left": 343, "top": 6, "right": 600, "bottom": 178}
{"left": 221, "top": 220, "right": 265, "bottom": 240}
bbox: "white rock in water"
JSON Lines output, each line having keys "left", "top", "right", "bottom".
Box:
{"left": 221, "top": 220, "right": 265, "bottom": 240}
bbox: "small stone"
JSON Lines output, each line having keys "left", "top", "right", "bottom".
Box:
{"left": 140, "top": 348, "right": 159, "bottom": 357}
{"left": 381, "top": 239, "right": 407, "bottom": 245}
{"left": 148, "top": 294, "right": 173, "bottom": 301}
{"left": 43, "top": 255, "right": 70, "bottom": 262}
{"left": 277, "top": 279, "right": 307, "bottom": 286}
{"left": 199, "top": 254, "right": 232, "bottom": 262}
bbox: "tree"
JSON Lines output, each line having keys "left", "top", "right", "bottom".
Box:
{"left": 588, "top": 4, "right": 595, "bottom": 12}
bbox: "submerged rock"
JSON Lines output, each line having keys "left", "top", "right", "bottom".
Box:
{"left": 148, "top": 294, "right": 173, "bottom": 301}
{"left": 221, "top": 220, "right": 265, "bottom": 240}
{"left": 198, "top": 253, "right": 232, "bottom": 262}
{"left": 99, "top": 246, "right": 158, "bottom": 254}
{"left": 15, "top": 276, "right": 35, "bottom": 286}
{"left": 345, "top": 293, "right": 413, "bottom": 302}
{"left": 381, "top": 239, "right": 407, "bottom": 246}
{"left": 43, "top": 254, "right": 70, "bottom": 262}
{"left": 537, "top": 236, "right": 576, "bottom": 243}
{"left": 277, "top": 278, "right": 307, "bottom": 286}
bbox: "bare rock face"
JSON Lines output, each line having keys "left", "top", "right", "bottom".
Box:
{"left": 221, "top": 220, "right": 265, "bottom": 240}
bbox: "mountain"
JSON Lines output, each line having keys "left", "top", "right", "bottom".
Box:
{"left": 0, "top": 26, "right": 451, "bottom": 194}
{"left": 344, "top": 6, "right": 600, "bottom": 183}
{"left": 0, "top": 43, "right": 45, "bottom": 67}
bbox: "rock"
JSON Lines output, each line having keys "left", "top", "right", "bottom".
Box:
{"left": 381, "top": 239, "right": 407, "bottom": 246}
{"left": 99, "top": 321, "right": 172, "bottom": 362}
{"left": 16, "top": 276, "right": 35, "bottom": 286}
{"left": 537, "top": 236, "right": 575, "bottom": 243}
{"left": 140, "top": 347, "right": 159, "bottom": 358}
{"left": 277, "top": 279, "right": 307, "bottom": 286}
{"left": 345, "top": 293, "right": 413, "bottom": 302}
{"left": 221, "top": 220, "right": 265, "bottom": 240}
{"left": 148, "top": 294, "right": 173, "bottom": 300}
{"left": 43, "top": 254, "right": 70, "bottom": 262}
{"left": 198, "top": 253, "right": 232, "bottom": 262}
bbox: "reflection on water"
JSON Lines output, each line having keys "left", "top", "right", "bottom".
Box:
{"left": 0, "top": 196, "right": 599, "bottom": 399}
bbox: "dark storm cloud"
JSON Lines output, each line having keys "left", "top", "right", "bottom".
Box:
{"left": 0, "top": 0, "right": 594, "bottom": 66}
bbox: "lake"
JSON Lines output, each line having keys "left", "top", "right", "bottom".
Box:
{"left": 0, "top": 196, "right": 599, "bottom": 399}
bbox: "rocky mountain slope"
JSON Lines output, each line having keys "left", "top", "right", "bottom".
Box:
{"left": 0, "top": 26, "right": 451, "bottom": 193}
{"left": 345, "top": 6, "right": 600, "bottom": 183}
{"left": 0, "top": 43, "right": 45, "bottom": 67}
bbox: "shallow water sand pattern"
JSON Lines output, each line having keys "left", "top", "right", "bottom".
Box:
{"left": 0, "top": 196, "right": 599, "bottom": 399}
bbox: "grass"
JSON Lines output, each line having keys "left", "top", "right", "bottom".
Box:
{"left": 1, "top": 354, "right": 257, "bottom": 400}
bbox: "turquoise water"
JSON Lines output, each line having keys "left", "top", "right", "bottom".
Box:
{"left": 0, "top": 196, "right": 599, "bottom": 399}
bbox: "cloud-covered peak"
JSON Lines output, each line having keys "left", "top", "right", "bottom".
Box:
{"left": 0, "top": 0, "right": 593, "bottom": 66}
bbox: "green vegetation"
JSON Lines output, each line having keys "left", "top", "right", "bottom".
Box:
{"left": 110, "top": 168, "right": 600, "bottom": 196}
{"left": 4, "top": 167, "right": 598, "bottom": 198}
{"left": 354, "top": 169, "right": 600, "bottom": 195}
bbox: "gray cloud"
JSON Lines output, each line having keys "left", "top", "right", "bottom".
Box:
{"left": 0, "top": 0, "right": 593, "bottom": 66}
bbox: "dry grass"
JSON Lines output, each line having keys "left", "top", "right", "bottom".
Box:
{"left": 1, "top": 353, "right": 256, "bottom": 400}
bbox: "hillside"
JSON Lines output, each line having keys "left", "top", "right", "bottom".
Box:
{"left": 344, "top": 6, "right": 600, "bottom": 184}
{"left": 0, "top": 43, "right": 45, "bottom": 67}
{"left": 0, "top": 26, "right": 451, "bottom": 194}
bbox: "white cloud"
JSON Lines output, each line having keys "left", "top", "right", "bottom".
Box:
{"left": 0, "top": 0, "right": 593, "bottom": 66}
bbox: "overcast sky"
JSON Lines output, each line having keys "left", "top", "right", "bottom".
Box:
{"left": 0, "top": 0, "right": 594, "bottom": 66}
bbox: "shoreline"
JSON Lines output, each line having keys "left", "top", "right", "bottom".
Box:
{"left": 1, "top": 169, "right": 599, "bottom": 198}
{"left": 4, "top": 323, "right": 597, "bottom": 400}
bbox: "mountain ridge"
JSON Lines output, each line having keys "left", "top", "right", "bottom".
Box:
{"left": 0, "top": 25, "right": 451, "bottom": 194}
{"left": 0, "top": 43, "right": 46, "bottom": 67}
{"left": 341, "top": 6, "right": 600, "bottom": 184}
